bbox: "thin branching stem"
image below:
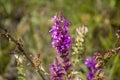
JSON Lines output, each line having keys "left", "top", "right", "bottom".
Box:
{"left": 0, "top": 26, "right": 47, "bottom": 80}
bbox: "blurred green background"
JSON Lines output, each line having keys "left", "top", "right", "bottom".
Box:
{"left": 0, "top": 0, "right": 120, "bottom": 80}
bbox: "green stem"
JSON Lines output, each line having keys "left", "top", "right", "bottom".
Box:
{"left": 38, "top": 70, "right": 46, "bottom": 80}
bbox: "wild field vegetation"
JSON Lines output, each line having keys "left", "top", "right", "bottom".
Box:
{"left": 0, "top": 0, "right": 120, "bottom": 80}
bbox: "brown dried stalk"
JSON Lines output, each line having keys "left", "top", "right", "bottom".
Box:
{"left": 0, "top": 25, "right": 46, "bottom": 80}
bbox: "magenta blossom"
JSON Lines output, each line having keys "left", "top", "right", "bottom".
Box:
{"left": 50, "top": 14, "right": 72, "bottom": 57}
{"left": 50, "top": 13, "right": 72, "bottom": 80}
{"left": 85, "top": 53, "right": 102, "bottom": 80}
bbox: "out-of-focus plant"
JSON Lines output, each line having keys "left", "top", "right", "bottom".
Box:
{"left": 85, "top": 30, "right": 120, "bottom": 80}
{"left": 0, "top": 25, "right": 48, "bottom": 80}
{"left": 71, "top": 25, "right": 88, "bottom": 80}
{"left": 0, "top": 10, "right": 120, "bottom": 80}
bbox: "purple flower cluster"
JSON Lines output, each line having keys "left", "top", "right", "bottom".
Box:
{"left": 85, "top": 58, "right": 96, "bottom": 80}
{"left": 50, "top": 15, "right": 72, "bottom": 57}
{"left": 50, "top": 13, "right": 72, "bottom": 80}
{"left": 85, "top": 55, "right": 99, "bottom": 80}
{"left": 50, "top": 59, "right": 65, "bottom": 80}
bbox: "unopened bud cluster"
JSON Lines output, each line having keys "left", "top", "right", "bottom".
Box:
{"left": 72, "top": 25, "right": 88, "bottom": 55}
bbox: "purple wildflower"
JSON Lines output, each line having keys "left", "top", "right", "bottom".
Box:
{"left": 85, "top": 53, "right": 101, "bottom": 80}
{"left": 50, "top": 58, "right": 65, "bottom": 80}
{"left": 50, "top": 13, "right": 72, "bottom": 57}
{"left": 85, "top": 57, "right": 97, "bottom": 80}
{"left": 50, "top": 12, "right": 72, "bottom": 72}
{"left": 50, "top": 13, "right": 72, "bottom": 80}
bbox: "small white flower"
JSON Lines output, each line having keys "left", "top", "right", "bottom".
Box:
{"left": 81, "top": 25, "right": 88, "bottom": 34}
{"left": 14, "top": 54, "right": 23, "bottom": 63}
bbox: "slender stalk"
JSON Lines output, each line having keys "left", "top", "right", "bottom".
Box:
{"left": 38, "top": 70, "right": 46, "bottom": 80}
{"left": 40, "top": 67, "right": 50, "bottom": 80}
{"left": 0, "top": 26, "right": 34, "bottom": 65}
{"left": 0, "top": 26, "right": 46, "bottom": 80}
